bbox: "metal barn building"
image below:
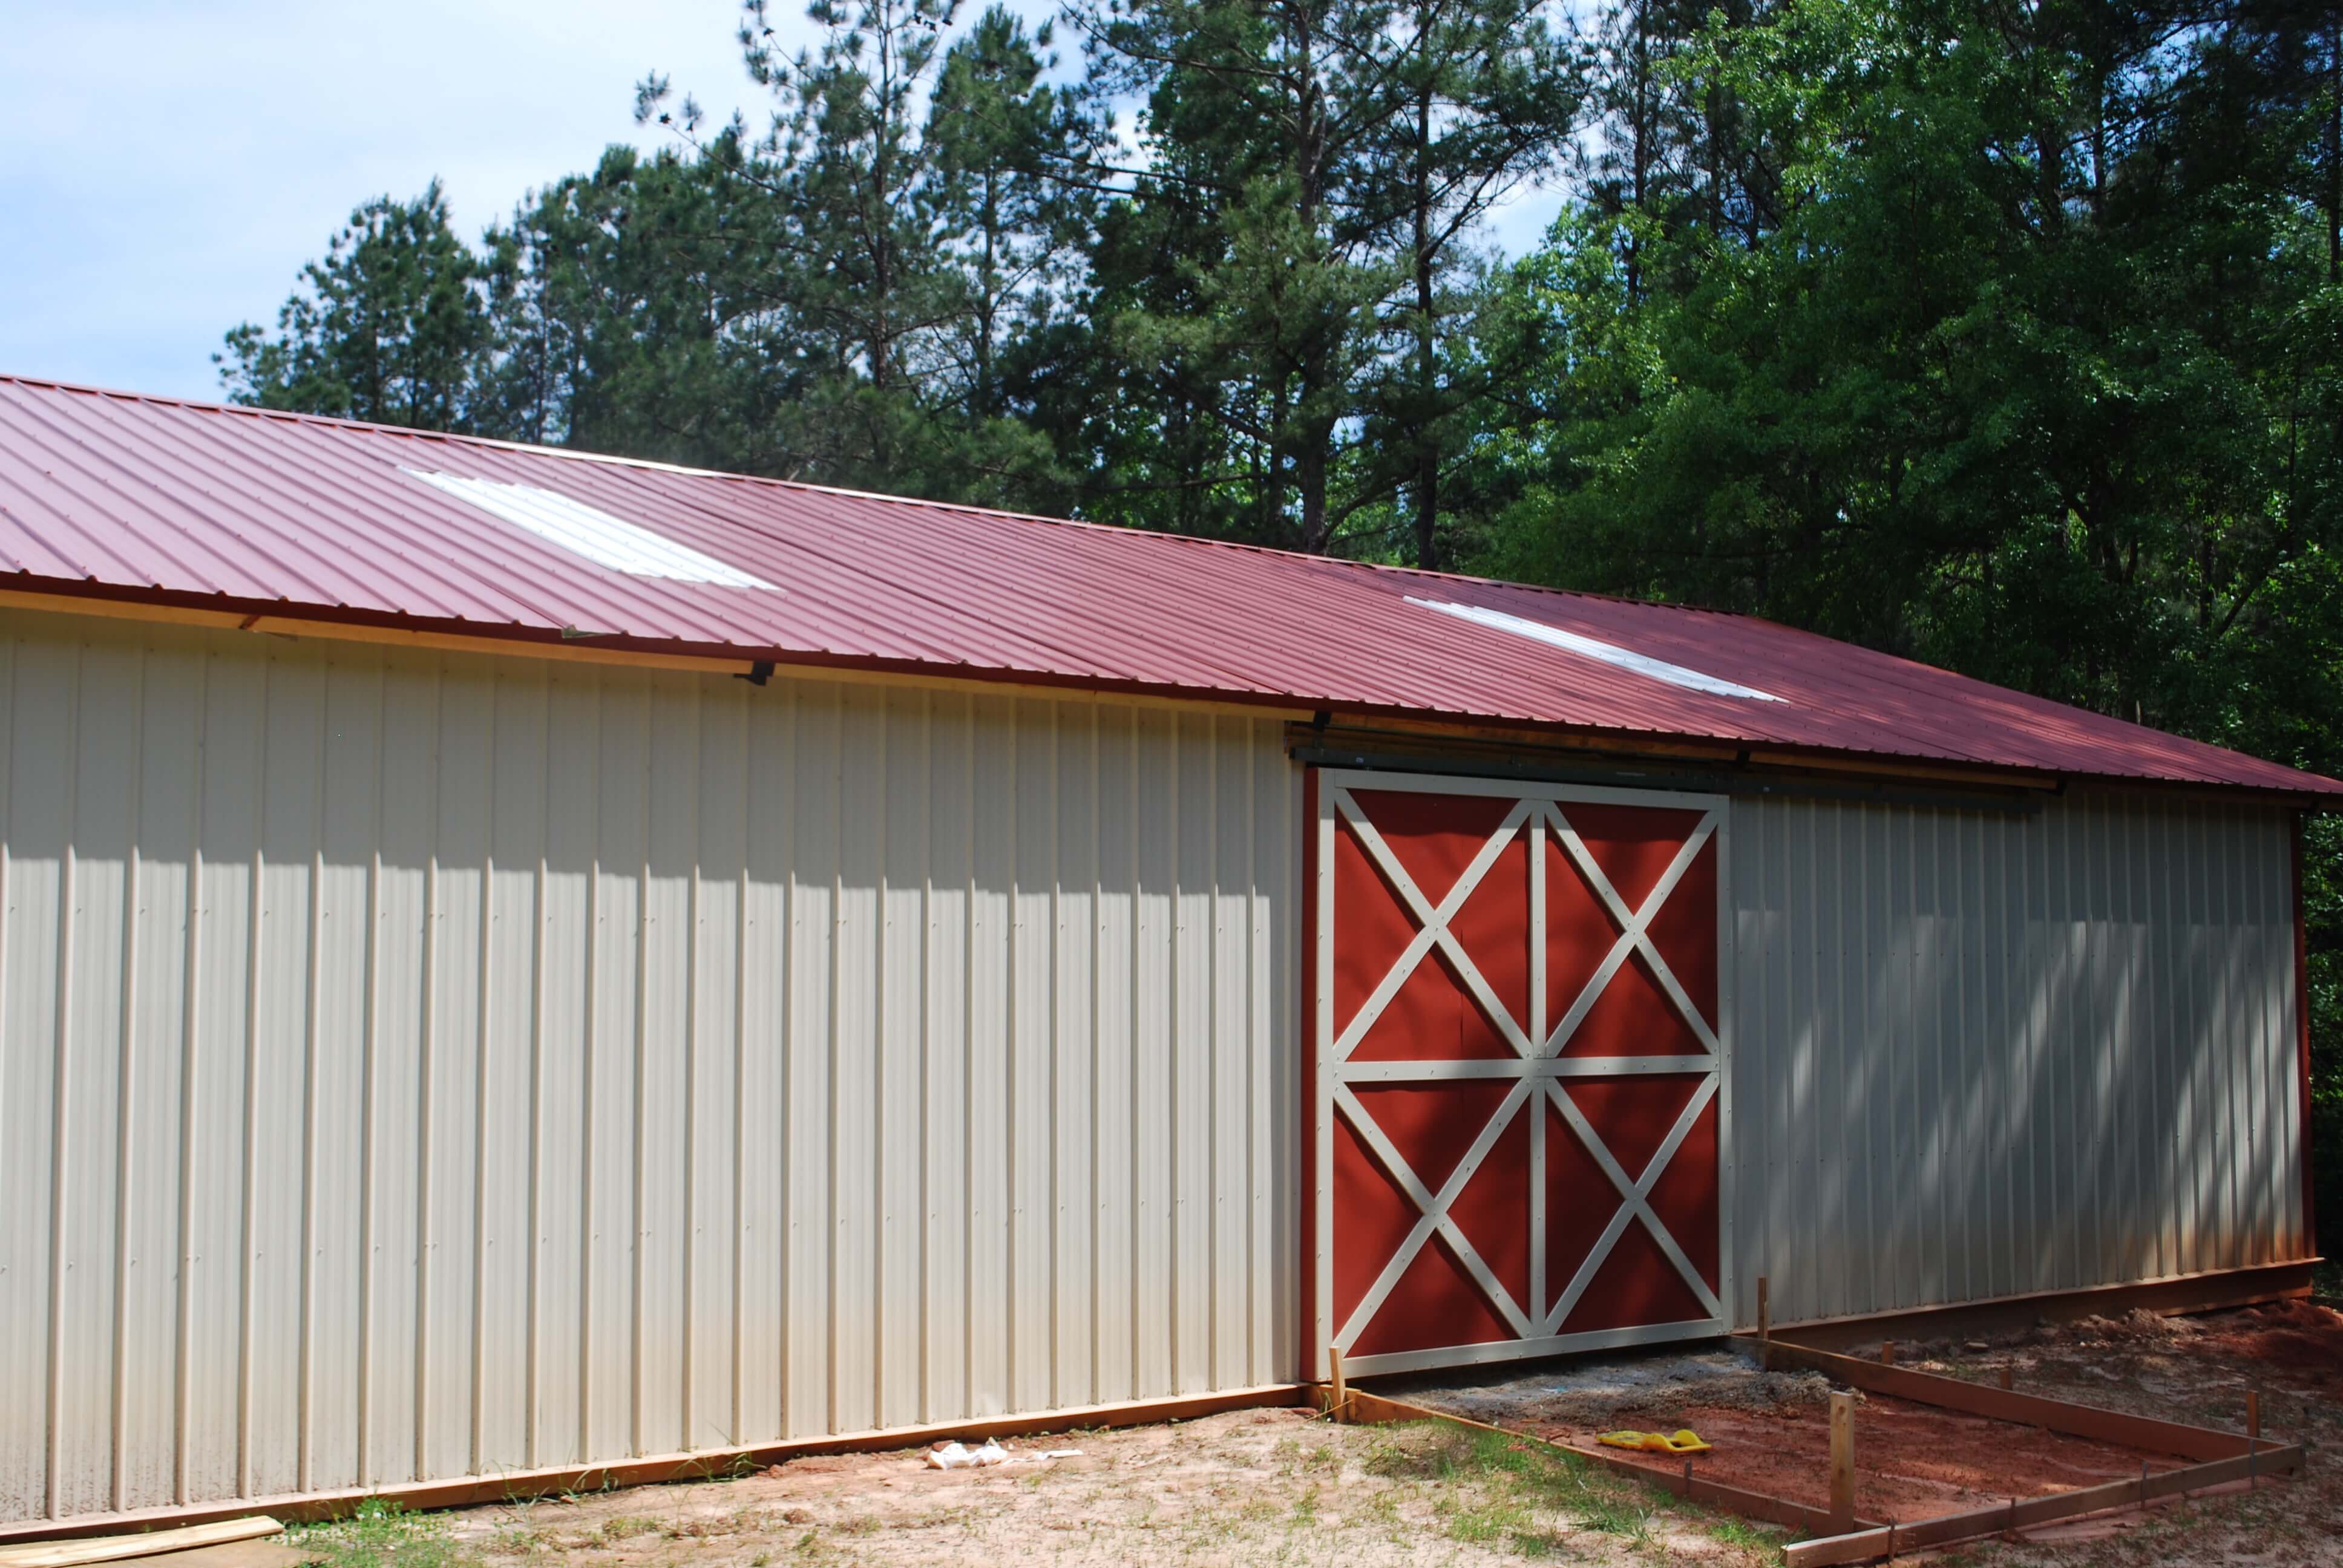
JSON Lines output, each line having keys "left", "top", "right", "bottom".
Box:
{"left": 0, "top": 375, "right": 2328, "bottom": 1538}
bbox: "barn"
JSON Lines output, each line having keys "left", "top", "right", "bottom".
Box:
{"left": 0, "top": 374, "right": 2328, "bottom": 1538}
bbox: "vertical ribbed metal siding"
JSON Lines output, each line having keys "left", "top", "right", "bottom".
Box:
{"left": 0, "top": 612, "right": 1301, "bottom": 1528}
{"left": 1726, "top": 792, "right": 2304, "bottom": 1327}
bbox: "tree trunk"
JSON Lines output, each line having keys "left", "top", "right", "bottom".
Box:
{"left": 1289, "top": 1, "right": 1334, "bottom": 553}
{"left": 1412, "top": 76, "right": 1441, "bottom": 571}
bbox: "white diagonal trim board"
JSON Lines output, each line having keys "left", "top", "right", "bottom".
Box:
{"left": 1332, "top": 789, "right": 1533, "bottom": 1060}
{"left": 1332, "top": 1079, "right": 1535, "bottom": 1347}
{"left": 1543, "top": 1076, "right": 1723, "bottom": 1329}
{"left": 1544, "top": 805, "right": 1721, "bottom": 1056}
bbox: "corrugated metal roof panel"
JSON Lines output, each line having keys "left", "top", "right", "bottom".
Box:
{"left": 1, "top": 373, "right": 2332, "bottom": 795}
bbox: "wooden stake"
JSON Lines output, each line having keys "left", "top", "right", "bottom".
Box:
{"left": 1997, "top": 1364, "right": 2013, "bottom": 1391}
{"left": 1828, "top": 1391, "right": 1857, "bottom": 1535}
{"left": 2246, "top": 1387, "right": 2260, "bottom": 1488}
{"left": 1758, "top": 1276, "right": 1771, "bottom": 1343}
{"left": 1328, "top": 1346, "right": 1348, "bottom": 1425}
{"left": 1880, "top": 1341, "right": 1896, "bottom": 1367}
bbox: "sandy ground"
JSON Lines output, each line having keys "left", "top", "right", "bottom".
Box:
{"left": 280, "top": 1297, "right": 2343, "bottom": 1567}
{"left": 306, "top": 1405, "right": 1782, "bottom": 1566}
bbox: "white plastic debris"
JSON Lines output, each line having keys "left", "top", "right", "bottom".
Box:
{"left": 925, "top": 1439, "right": 1010, "bottom": 1469}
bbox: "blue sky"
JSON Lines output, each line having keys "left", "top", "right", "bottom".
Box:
{"left": 2, "top": 1, "right": 765, "bottom": 400}
{"left": 2, "top": 2, "right": 1561, "bottom": 405}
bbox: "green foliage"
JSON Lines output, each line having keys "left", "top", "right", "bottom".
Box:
{"left": 290, "top": 1497, "right": 481, "bottom": 1568}
{"left": 1464, "top": 2, "right": 2343, "bottom": 1257}
{"left": 1072, "top": 0, "right": 1579, "bottom": 554}
{"left": 218, "top": 181, "right": 488, "bottom": 429}
{"left": 1364, "top": 1420, "right": 1658, "bottom": 1549}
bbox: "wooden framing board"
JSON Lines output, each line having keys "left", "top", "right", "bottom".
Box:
{"left": 1782, "top": 1445, "right": 2305, "bottom": 1568}
{"left": 1323, "top": 1387, "right": 1875, "bottom": 1537}
{"left": 0, "top": 1385, "right": 1303, "bottom": 1548}
{"left": 1746, "top": 1338, "right": 2275, "bottom": 1463}
{"left": 0, "top": 587, "right": 1311, "bottom": 722}
{"left": 1325, "top": 1347, "right": 2303, "bottom": 1568}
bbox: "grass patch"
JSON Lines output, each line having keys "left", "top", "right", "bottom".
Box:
{"left": 290, "top": 1498, "right": 482, "bottom": 1568}
{"left": 595, "top": 1514, "right": 663, "bottom": 1541}
{"left": 1700, "top": 1511, "right": 1790, "bottom": 1552}
{"left": 1360, "top": 1418, "right": 1659, "bottom": 1549}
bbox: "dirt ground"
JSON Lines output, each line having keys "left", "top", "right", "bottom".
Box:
{"left": 1915, "top": 1297, "right": 2343, "bottom": 1566}
{"left": 277, "top": 1296, "right": 2343, "bottom": 1567}
{"left": 286, "top": 1406, "right": 1788, "bottom": 1567}
{"left": 1392, "top": 1345, "right": 2200, "bottom": 1526}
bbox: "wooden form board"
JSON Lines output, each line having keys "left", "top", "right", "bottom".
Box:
{"left": 1747, "top": 1338, "right": 2269, "bottom": 1463}
{"left": 1781, "top": 1443, "right": 2304, "bottom": 1567}
{"left": 1746, "top": 1335, "right": 2304, "bottom": 1566}
{"left": 1325, "top": 1347, "right": 2300, "bottom": 1567}
{"left": 1324, "top": 1387, "right": 1873, "bottom": 1537}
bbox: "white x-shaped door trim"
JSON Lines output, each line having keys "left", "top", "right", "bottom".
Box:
{"left": 1314, "top": 769, "right": 1735, "bottom": 1380}
{"left": 1332, "top": 788, "right": 1536, "bottom": 1060}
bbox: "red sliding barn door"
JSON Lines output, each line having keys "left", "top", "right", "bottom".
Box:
{"left": 1311, "top": 770, "right": 1730, "bottom": 1377}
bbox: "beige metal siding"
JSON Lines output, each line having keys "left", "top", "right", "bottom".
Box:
{"left": 1726, "top": 792, "right": 2305, "bottom": 1327}
{"left": 0, "top": 612, "right": 1302, "bottom": 1528}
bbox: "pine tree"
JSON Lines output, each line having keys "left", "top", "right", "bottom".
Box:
{"left": 1074, "top": 0, "right": 1578, "bottom": 555}
{"left": 217, "top": 180, "right": 488, "bottom": 429}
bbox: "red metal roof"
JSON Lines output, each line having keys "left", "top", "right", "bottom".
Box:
{"left": 1, "top": 374, "right": 2332, "bottom": 797}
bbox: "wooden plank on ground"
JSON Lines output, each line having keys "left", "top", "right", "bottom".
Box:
{"left": 0, "top": 1518, "right": 283, "bottom": 1568}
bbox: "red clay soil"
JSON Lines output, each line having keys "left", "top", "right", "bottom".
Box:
{"left": 1529, "top": 1393, "right": 2196, "bottom": 1526}
{"left": 2171, "top": 1298, "right": 2343, "bottom": 1394}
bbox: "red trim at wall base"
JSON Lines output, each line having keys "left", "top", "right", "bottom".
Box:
{"left": 1762, "top": 1260, "right": 2319, "bottom": 1353}
{"left": 0, "top": 1385, "right": 1309, "bottom": 1547}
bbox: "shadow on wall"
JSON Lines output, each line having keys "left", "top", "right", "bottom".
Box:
{"left": 1732, "top": 794, "right": 2305, "bottom": 1327}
